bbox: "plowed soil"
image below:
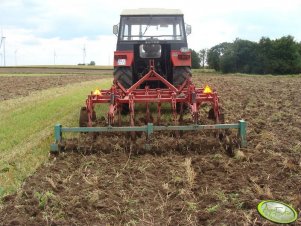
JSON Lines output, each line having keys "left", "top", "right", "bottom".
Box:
{"left": 0, "top": 67, "right": 111, "bottom": 100}
{"left": 0, "top": 75, "right": 110, "bottom": 101}
{"left": 1, "top": 73, "right": 301, "bottom": 225}
{"left": 0, "top": 66, "right": 112, "bottom": 75}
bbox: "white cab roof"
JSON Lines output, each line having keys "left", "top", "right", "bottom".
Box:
{"left": 121, "top": 8, "right": 183, "bottom": 16}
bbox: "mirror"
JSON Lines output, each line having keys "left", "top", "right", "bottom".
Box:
{"left": 186, "top": 24, "right": 191, "bottom": 35}
{"left": 113, "top": 24, "right": 119, "bottom": 35}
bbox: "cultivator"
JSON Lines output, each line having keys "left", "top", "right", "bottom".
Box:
{"left": 83, "top": 60, "right": 221, "bottom": 127}
{"left": 50, "top": 60, "right": 247, "bottom": 152}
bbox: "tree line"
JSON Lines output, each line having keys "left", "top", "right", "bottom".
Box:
{"left": 191, "top": 36, "right": 301, "bottom": 75}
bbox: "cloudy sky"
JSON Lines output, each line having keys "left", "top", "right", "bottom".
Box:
{"left": 1, "top": 0, "right": 301, "bottom": 66}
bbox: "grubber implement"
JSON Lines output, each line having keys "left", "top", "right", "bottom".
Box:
{"left": 50, "top": 8, "right": 247, "bottom": 153}
{"left": 84, "top": 59, "right": 222, "bottom": 128}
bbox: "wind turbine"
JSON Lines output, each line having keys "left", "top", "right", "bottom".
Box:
{"left": 0, "top": 29, "right": 6, "bottom": 66}
{"left": 83, "top": 45, "right": 86, "bottom": 65}
{"left": 54, "top": 49, "right": 56, "bottom": 65}
{"left": 15, "top": 49, "right": 18, "bottom": 66}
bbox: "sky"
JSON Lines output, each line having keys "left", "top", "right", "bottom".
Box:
{"left": 1, "top": 0, "right": 301, "bottom": 66}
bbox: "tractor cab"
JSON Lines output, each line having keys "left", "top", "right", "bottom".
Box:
{"left": 114, "top": 9, "right": 191, "bottom": 50}
{"left": 112, "top": 9, "right": 192, "bottom": 88}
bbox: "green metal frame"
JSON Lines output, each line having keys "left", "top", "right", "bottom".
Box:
{"left": 50, "top": 120, "right": 247, "bottom": 152}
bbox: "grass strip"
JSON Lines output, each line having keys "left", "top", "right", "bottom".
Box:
{"left": 0, "top": 78, "right": 112, "bottom": 197}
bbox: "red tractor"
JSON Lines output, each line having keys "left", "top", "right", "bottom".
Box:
{"left": 80, "top": 8, "right": 222, "bottom": 129}
{"left": 113, "top": 8, "right": 192, "bottom": 90}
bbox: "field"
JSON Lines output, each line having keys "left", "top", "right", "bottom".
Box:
{"left": 0, "top": 67, "right": 301, "bottom": 225}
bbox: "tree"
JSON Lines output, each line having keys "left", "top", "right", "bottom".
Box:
{"left": 207, "top": 42, "right": 233, "bottom": 71}
{"left": 207, "top": 36, "right": 301, "bottom": 75}
{"left": 232, "top": 38, "right": 259, "bottom": 74}
{"left": 258, "top": 37, "right": 274, "bottom": 74}
{"left": 272, "top": 36, "right": 301, "bottom": 74}
{"left": 199, "top": 49, "right": 207, "bottom": 68}
{"left": 190, "top": 49, "right": 200, "bottom": 69}
{"left": 258, "top": 36, "right": 301, "bottom": 74}
{"left": 89, "top": 61, "right": 96, "bottom": 66}
{"left": 220, "top": 48, "right": 237, "bottom": 73}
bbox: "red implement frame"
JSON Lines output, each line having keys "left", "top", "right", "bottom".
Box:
{"left": 85, "top": 60, "right": 221, "bottom": 127}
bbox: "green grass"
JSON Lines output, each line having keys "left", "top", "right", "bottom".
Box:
{"left": 0, "top": 78, "right": 112, "bottom": 197}
{"left": 192, "top": 68, "right": 216, "bottom": 74}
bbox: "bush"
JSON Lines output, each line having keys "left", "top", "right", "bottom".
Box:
{"left": 207, "top": 36, "right": 301, "bottom": 75}
{"left": 89, "top": 61, "right": 96, "bottom": 66}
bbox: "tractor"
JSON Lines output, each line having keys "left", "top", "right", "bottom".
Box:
{"left": 50, "top": 9, "right": 247, "bottom": 153}
{"left": 79, "top": 8, "right": 223, "bottom": 127}
{"left": 113, "top": 8, "right": 192, "bottom": 90}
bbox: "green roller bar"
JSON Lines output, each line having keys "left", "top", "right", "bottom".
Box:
{"left": 50, "top": 120, "right": 247, "bottom": 152}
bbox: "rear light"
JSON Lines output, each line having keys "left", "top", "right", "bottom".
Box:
{"left": 115, "top": 55, "right": 127, "bottom": 59}
{"left": 178, "top": 54, "right": 190, "bottom": 60}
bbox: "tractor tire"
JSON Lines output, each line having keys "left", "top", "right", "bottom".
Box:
{"left": 114, "top": 67, "right": 132, "bottom": 114}
{"left": 79, "top": 107, "right": 88, "bottom": 127}
{"left": 173, "top": 66, "right": 192, "bottom": 87}
{"left": 114, "top": 67, "right": 132, "bottom": 89}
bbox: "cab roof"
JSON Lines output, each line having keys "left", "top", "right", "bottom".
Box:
{"left": 121, "top": 8, "right": 183, "bottom": 16}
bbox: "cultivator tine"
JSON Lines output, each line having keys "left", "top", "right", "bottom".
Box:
{"left": 146, "top": 102, "right": 150, "bottom": 123}
{"left": 191, "top": 97, "right": 199, "bottom": 124}
{"left": 85, "top": 98, "right": 92, "bottom": 127}
{"left": 108, "top": 107, "right": 114, "bottom": 125}
{"left": 108, "top": 92, "right": 116, "bottom": 125}
{"left": 157, "top": 89, "right": 161, "bottom": 125}
{"left": 157, "top": 102, "right": 161, "bottom": 125}
{"left": 145, "top": 86, "right": 150, "bottom": 123}
{"left": 118, "top": 104, "right": 121, "bottom": 126}
{"left": 179, "top": 102, "right": 184, "bottom": 123}
{"left": 129, "top": 94, "right": 136, "bottom": 139}
{"left": 172, "top": 93, "right": 177, "bottom": 124}
{"left": 171, "top": 92, "right": 180, "bottom": 137}
{"left": 214, "top": 97, "right": 220, "bottom": 124}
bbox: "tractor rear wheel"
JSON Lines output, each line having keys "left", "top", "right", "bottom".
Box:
{"left": 173, "top": 66, "right": 191, "bottom": 87}
{"left": 114, "top": 67, "right": 132, "bottom": 114}
{"left": 114, "top": 67, "right": 132, "bottom": 89}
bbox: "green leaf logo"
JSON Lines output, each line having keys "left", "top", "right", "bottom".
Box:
{"left": 257, "top": 200, "right": 298, "bottom": 224}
